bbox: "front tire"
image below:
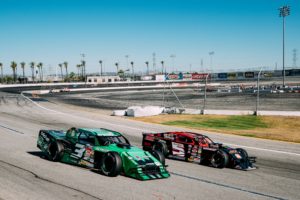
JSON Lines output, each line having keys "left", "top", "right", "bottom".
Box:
{"left": 151, "top": 150, "right": 165, "bottom": 166}
{"left": 210, "top": 150, "right": 229, "bottom": 168}
{"left": 100, "top": 152, "right": 122, "bottom": 177}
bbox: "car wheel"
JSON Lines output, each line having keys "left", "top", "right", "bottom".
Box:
{"left": 153, "top": 141, "right": 168, "bottom": 156}
{"left": 151, "top": 150, "right": 165, "bottom": 166}
{"left": 48, "top": 141, "right": 64, "bottom": 161}
{"left": 210, "top": 150, "right": 229, "bottom": 168}
{"left": 100, "top": 152, "right": 122, "bottom": 177}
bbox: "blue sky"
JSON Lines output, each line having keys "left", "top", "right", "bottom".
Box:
{"left": 0, "top": 0, "right": 299, "bottom": 75}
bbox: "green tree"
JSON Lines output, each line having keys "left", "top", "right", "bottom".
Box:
{"left": 10, "top": 61, "right": 17, "bottom": 83}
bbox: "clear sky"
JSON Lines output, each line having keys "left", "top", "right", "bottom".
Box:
{"left": 0, "top": 0, "right": 299, "bottom": 75}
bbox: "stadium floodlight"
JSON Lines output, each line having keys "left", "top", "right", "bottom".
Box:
{"left": 279, "top": 5, "right": 290, "bottom": 87}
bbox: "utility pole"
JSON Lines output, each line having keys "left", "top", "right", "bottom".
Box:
{"left": 279, "top": 5, "right": 290, "bottom": 87}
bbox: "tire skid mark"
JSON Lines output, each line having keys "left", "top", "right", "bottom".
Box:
{"left": 0, "top": 123, "right": 24, "bottom": 134}
{"left": 170, "top": 172, "right": 287, "bottom": 200}
{"left": 0, "top": 160, "right": 102, "bottom": 200}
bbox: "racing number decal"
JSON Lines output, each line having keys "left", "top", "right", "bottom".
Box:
{"left": 71, "top": 143, "right": 85, "bottom": 158}
{"left": 172, "top": 142, "right": 185, "bottom": 157}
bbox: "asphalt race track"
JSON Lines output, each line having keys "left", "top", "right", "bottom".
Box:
{"left": 0, "top": 92, "right": 300, "bottom": 200}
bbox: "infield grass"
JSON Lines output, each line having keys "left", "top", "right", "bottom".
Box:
{"left": 132, "top": 115, "right": 300, "bottom": 143}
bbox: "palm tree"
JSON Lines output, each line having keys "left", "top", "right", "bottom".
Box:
{"left": 161, "top": 61, "right": 164, "bottom": 74}
{"left": 115, "top": 62, "right": 119, "bottom": 75}
{"left": 10, "top": 61, "right": 17, "bottom": 83}
{"left": 20, "top": 62, "right": 26, "bottom": 78}
{"left": 63, "top": 61, "right": 68, "bottom": 78}
{"left": 99, "top": 60, "right": 103, "bottom": 76}
{"left": 38, "top": 62, "right": 43, "bottom": 81}
{"left": 145, "top": 61, "right": 149, "bottom": 75}
{"left": 0, "top": 63, "right": 3, "bottom": 83}
{"left": 59, "top": 63, "right": 63, "bottom": 81}
{"left": 30, "top": 62, "right": 35, "bottom": 82}
{"left": 36, "top": 63, "right": 42, "bottom": 81}
{"left": 81, "top": 60, "right": 86, "bottom": 80}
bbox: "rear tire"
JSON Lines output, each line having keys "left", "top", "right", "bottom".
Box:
{"left": 153, "top": 141, "right": 168, "bottom": 156}
{"left": 151, "top": 150, "right": 165, "bottom": 166}
{"left": 236, "top": 148, "right": 248, "bottom": 158}
{"left": 100, "top": 152, "right": 122, "bottom": 177}
{"left": 48, "top": 141, "right": 64, "bottom": 161}
{"left": 210, "top": 150, "right": 229, "bottom": 168}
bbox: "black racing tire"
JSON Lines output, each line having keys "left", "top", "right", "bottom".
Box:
{"left": 210, "top": 150, "right": 229, "bottom": 168}
{"left": 100, "top": 152, "right": 122, "bottom": 177}
{"left": 48, "top": 140, "right": 64, "bottom": 161}
{"left": 151, "top": 150, "right": 165, "bottom": 166}
{"left": 152, "top": 141, "right": 168, "bottom": 156}
{"left": 236, "top": 148, "right": 248, "bottom": 159}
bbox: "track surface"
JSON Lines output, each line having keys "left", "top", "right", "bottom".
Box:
{"left": 45, "top": 89, "right": 300, "bottom": 111}
{"left": 0, "top": 92, "right": 300, "bottom": 200}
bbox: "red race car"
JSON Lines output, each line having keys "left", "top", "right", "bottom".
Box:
{"left": 142, "top": 131, "right": 256, "bottom": 170}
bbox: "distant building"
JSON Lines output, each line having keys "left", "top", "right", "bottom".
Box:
{"left": 87, "top": 76, "right": 121, "bottom": 84}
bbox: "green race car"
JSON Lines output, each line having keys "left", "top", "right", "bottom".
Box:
{"left": 37, "top": 127, "right": 170, "bottom": 180}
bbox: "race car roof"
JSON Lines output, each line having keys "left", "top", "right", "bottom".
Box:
{"left": 78, "top": 128, "right": 122, "bottom": 137}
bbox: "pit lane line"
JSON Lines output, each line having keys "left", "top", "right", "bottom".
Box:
{"left": 21, "top": 93, "right": 300, "bottom": 157}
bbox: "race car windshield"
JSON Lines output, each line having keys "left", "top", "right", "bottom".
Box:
{"left": 97, "top": 135, "right": 129, "bottom": 146}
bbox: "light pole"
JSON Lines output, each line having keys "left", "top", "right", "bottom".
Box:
{"left": 99, "top": 60, "right": 103, "bottom": 76}
{"left": 255, "top": 68, "right": 263, "bottom": 116}
{"left": 279, "top": 5, "right": 290, "bottom": 87}
{"left": 202, "top": 73, "right": 209, "bottom": 114}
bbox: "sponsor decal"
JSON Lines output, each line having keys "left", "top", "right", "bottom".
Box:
{"left": 40, "top": 132, "right": 50, "bottom": 142}
{"left": 145, "top": 135, "right": 154, "bottom": 141}
{"left": 172, "top": 142, "right": 185, "bottom": 156}
{"left": 164, "top": 134, "right": 174, "bottom": 140}
{"left": 192, "top": 73, "right": 209, "bottom": 80}
{"left": 71, "top": 143, "right": 85, "bottom": 158}
{"left": 245, "top": 72, "right": 254, "bottom": 78}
